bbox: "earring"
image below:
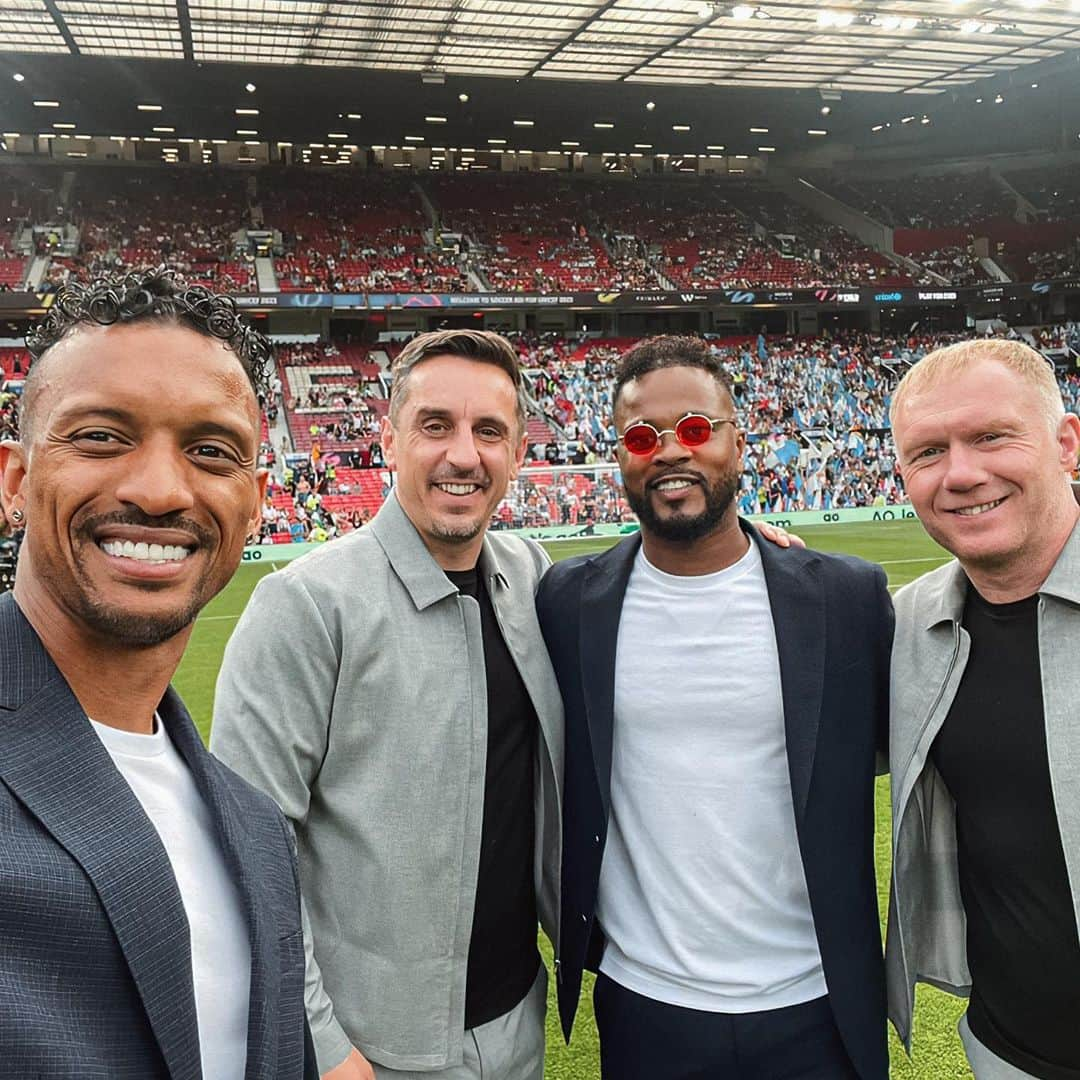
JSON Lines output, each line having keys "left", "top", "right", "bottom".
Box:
{"left": 9, "top": 508, "right": 23, "bottom": 524}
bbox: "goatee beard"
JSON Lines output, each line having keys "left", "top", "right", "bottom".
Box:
{"left": 626, "top": 468, "right": 740, "bottom": 543}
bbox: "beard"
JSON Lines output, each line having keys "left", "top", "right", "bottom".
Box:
{"left": 56, "top": 509, "right": 217, "bottom": 648}
{"left": 625, "top": 464, "right": 741, "bottom": 543}
{"left": 66, "top": 588, "right": 208, "bottom": 648}
{"left": 428, "top": 515, "right": 487, "bottom": 545}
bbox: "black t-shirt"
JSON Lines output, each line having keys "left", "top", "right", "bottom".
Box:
{"left": 446, "top": 566, "right": 540, "bottom": 1030}
{"left": 931, "top": 585, "right": 1080, "bottom": 1080}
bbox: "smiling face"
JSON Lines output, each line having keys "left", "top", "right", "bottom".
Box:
{"left": 380, "top": 353, "right": 527, "bottom": 569}
{"left": 893, "top": 356, "right": 1080, "bottom": 576}
{"left": 0, "top": 321, "right": 266, "bottom": 647}
{"left": 615, "top": 365, "right": 745, "bottom": 544}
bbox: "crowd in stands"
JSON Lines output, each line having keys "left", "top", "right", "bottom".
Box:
{"left": 513, "top": 330, "right": 954, "bottom": 514}
{"left": 917, "top": 245, "right": 990, "bottom": 285}
{"left": 430, "top": 174, "right": 645, "bottom": 293}
{"left": 4, "top": 317, "right": 1078, "bottom": 533}
{"left": 12, "top": 162, "right": 1080, "bottom": 294}
{"left": 261, "top": 169, "right": 469, "bottom": 294}
{"left": 52, "top": 167, "right": 255, "bottom": 293}
{"left": 0, "top": 388, "right": 17, "bottom": 442}
{"left": 1005, "top": 163, "right": 1080, "bottom": 223}
{"left": 722, "top": 185, "right": 919, "bottom": 287}
{"left": 814, "top": 170, "right": 1015, "bottom": 229}
{"left": 1027, "top": 244, "right": 1080, "bottom": 281}
{"left": 275, "top": 340, "right": 390, "bottom": 457}
{"left": 589, "top": 181, "right": 824, "bottom": 290}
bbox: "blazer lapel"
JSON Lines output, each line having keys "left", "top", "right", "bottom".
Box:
{"left": 162, "top": 690, "right": 277, "bottom": 1080}
{"left": 752, "top": 528, "right": 826, "bottom": 823}
{"left": 0, "top": 622, "right": 202, "bottom": 1080}
{"left": 580, "top": 535, "right": 640, "bottom": 816}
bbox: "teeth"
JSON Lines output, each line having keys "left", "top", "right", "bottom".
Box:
{"left": 437, "top": 483, "right": 480, "bottom": 496}
{"left": 954, "top": 498, "right": 1004, "bottom": 517}
{"left": 100, "top": 540, "right": 193, "bottom": 563}
{"left": 655, "top": 479, "right": 694, "bottom": 491}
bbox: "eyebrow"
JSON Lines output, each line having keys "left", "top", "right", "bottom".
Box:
{"left": 52, "top": 405, "right": 254, "bottom": 445}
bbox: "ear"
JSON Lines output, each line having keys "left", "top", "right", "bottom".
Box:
{"left": 246, "top": 468, "right": 270, "bottom": 540}
{"left": 380, "top": 415, "right": 396, "bottom": 470}
{"left": 509, "top": 431, "right": 527, "bottom": 481}
{"left": 1057, "top": 413, "right": 1080, "bottom": 472}
{"left": 0, "top": 439, "right": 28, "bottom": 527}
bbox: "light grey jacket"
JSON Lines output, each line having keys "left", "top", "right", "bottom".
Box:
{"left": 886, "top": 518, "right": 1080, "bottom": 1048}
{"left": 211, "top": 492, "right": 564, "bottom": 1073}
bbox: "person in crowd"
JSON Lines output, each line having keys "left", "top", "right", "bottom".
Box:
{"left": 211, "top": 330, "right": 565, "bottom": 1080}
{"left": 887, "top": 339, "right": 1080, "bottom": 1079}
{"left": 0, "top": 270, "right": 317, "bottom": 1079}
{"left": 536, "top": 335, "right": 893, "bottom": 1080}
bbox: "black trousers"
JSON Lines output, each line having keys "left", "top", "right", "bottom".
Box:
{"left": 593, "top": 973, "right": 860, "bottom": 1080}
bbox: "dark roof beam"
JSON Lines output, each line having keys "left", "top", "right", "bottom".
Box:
{"left": 176, "top": 0, "right": 194, "bottom": 62}
{"left": 524, "top": 0, "right": 624, "bottom": 78}
{"left": 41, "top": 0, "right": 79, "bottom": 55}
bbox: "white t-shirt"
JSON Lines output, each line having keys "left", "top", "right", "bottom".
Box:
{"left": 596, "top": 540, "right": 827, "bottom": 1013}
{"left": 90, "top": 716, "right": 251, "bottom": 1079}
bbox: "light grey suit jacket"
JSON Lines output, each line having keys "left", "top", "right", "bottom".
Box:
{"left": 211, "top": 492, "right": 564, "bottom": 1073}
{"left": 886, "top": 516, "right": 1080, "bottom": 1048}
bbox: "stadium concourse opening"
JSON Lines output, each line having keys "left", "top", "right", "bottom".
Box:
{"left": 4, "top": 4, "right": 1080, "bottom": 1073}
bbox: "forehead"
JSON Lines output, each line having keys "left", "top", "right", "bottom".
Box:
{"left": 402, "top": 353, "right": 519, "bottom": 417}
{"left": 616, "top": 365, "right": 730, "bottom": 421}
{"left": 34, "top": 322, "right": 258, "bottom": 429}
{"left": 894, "top": 359, "right": 1040, "bottom": 442}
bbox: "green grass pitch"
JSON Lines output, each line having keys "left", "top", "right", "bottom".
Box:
{"left": 175, "top": 519, "right": 972, "bottom": 1079}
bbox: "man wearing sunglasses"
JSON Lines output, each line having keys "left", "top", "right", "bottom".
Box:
{"left": 537, "top": 335, "right": 893, "bottom": 1080}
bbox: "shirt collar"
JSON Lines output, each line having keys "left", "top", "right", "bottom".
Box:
{"left": 368, "top": 489, "right": 508, "bottom": 610}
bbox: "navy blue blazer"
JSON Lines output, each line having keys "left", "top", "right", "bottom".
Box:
{"left": 0, "top": 593, "right": 317, "bottom": 1080}
{"left": 536, "top": 523, "right": 893, "bottom": 1080}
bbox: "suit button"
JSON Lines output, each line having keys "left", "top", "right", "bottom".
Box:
{"left": 594, "top": 835, "right": 600, "bottom": 843}
{"left": 581, "top": 914, "right": 587, "bottom": 923}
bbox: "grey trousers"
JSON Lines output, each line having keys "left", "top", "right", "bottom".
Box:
{"left": 959, "top": 1014, "right": 1038, "bottom": 1080}
{"left": 373, "top": 965, "right": 547, "bottom": 1080}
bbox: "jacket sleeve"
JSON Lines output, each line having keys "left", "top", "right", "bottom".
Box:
{"left": 872, "top": 562, "right": 894, "bottom": 774}
{"left": 210, "top": 568, "right": 354, "bottom": 1073}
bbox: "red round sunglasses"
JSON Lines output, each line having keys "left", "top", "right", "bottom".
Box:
{"left": 619, "top": 412, "right": 738, "bottom": 456}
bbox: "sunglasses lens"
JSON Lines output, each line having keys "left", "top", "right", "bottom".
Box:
{"left": 622, "top": 425, "right": 657, "bottom": 455}
{"left": 676, "top": 416, "right": 713, "bottom": 446}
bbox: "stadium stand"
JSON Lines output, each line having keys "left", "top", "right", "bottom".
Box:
{"left": 429, "top": 174, "right": 641, "bottom": 292}
{"left": 260, "top": 168, "right": 469, "bottom": 294}
{"left": 813, "top": 170, "right": 1016, "bottom": 230}
{"left": 55, "top": 165, "right": 255, "bottom": 292}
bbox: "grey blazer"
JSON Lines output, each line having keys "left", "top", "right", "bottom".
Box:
{"left": 886, "top": 517, "right": 1080, "bottom": 1047}
{"left": 212, "top": 491, "right": 565, "bottom": 1073}
{"left": 0, "top": 593, "right": 315, "bottom": 1080}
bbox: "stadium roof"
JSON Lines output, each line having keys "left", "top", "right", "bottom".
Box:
{"left": 2, "top": 0, "right": 1079, "bottom": 96}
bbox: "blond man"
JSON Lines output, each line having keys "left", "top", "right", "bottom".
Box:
{"left": 887, "top": 339, "right": 1080, "bottom": 1080}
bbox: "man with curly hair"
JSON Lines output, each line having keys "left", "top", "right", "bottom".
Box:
{"left": 0, "top": 269, "right": 318, "bottom": 1079}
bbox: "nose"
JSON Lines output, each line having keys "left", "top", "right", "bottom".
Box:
{"left": 941, "top": 443, "right": 989, "bottom": 492}
{"left": 444, "top": 424, "right": 483, "bottom": 472}
{"left": 651, "top": 429, "right": 692, "bottom": 466}
{"left": 113, "top": 438, "right": 196, "bottom": 518}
